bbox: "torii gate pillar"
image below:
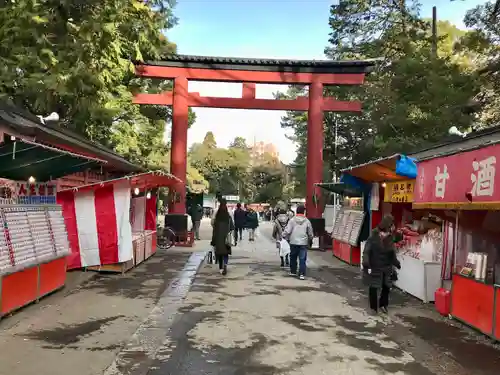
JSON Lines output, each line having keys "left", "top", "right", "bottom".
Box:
{"left": 306, "top": 79, "right": 324, "bottom": 219}
{"left": 169, "top": 76, "right": 189, "bottom": 214}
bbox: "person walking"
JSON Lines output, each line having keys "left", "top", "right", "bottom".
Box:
{"left": 246, "top": 207, "right": 259, "bottom": 242}
{"left": 189, "top": 203, "right": 203, "bottom": 240}
{"left": 210, "top": 199, "right": 234, "bottom": 275}
{"left": 272, "top": 208, "right": 290, "bottom": 267}
{"left": 362, "top": 214, "right": 401, "bottom": 315}
{"left": 283, "top": 205, "right": 313, "bottom": 280}
{"left": 233, "top": 203, "right": 246, "bottom": 245}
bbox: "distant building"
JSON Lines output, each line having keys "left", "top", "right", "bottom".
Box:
{"left": 250, "top": 140, "right": 279, "bottom": 163}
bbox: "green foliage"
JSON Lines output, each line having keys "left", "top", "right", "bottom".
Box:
{"left": 189, "top": 133, "right": 286, "bottom": 202}
{"left": 0, "top": 0, "right": 196, "bottom": 172}
{"left": 282, "top": 0, "right": 481, "bottom": 194}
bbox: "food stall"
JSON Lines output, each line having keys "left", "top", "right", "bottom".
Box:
{"left": 57, "top": 171, "right": 181, "bottom": 273}
{"left": 328, "top": 155, "right": 418, "bottom": 266}
{"left": 413, "top": 141, "right": 500, "bottom": 338}
{"left": 384, "top": 180, "right": 443, "bottom": 302}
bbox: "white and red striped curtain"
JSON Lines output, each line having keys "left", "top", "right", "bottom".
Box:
{"left": 57, "top": 183, "right": 133, "bottom": 270}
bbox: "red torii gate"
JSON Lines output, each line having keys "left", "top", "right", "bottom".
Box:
{"left": 133, "top": 55, "right": 375, "bottom": 222}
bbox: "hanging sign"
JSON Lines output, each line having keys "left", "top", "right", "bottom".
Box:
{"left": 384, "top": 180, "right": 415, "bottom": 203}
{"left": 343, "top": 197, "right": 363, "bottom": 210}
{"left": 16, "top": 182, "right": 56, "bottom": 204}
{"left": 414, "top": 143, "right": 500, "bottom": 209}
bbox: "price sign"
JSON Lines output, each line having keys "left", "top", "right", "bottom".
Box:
{"left": 16, "top": 182, "right": 57, "bottom": 204}
{"left": 384, "top": 180, "right": 415, "bottom": 203}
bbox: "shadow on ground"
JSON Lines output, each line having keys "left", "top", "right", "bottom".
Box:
{"left": 310, "top": 255, "right": 500, "bottom": 375}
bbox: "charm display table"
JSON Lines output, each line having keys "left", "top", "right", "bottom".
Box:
{"left": 0, "top": 205, "right": 70, "bottom": 317}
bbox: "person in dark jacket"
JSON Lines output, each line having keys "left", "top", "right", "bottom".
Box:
{"left": 233, "top": 203, "right": 246, "bottom": 245}
{"left": 210, "top": 199, "right": 234, "bottom": 275}
{"left": 189, "top": 203, "right": 203, "bottom": 240}
{"left": 362, "top": 214, "right": 401, "bottom": 314}
{"left": 246, "top": 207, "right": 259, "bottom": 241}
{"left": 272, "top": 209, "right": 290, "bottom": 267}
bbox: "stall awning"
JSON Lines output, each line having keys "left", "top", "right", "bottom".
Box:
{"left": 59, "top": 171, "right": 182, "bottom": 193}
{"left": 0, "top": 101, "right": 143, "bottom": 174}
{"left": 341, "top": 154, "right": 416, "bottom": 182}
{"left": 0, "top": 137, "right": 106, "bottom": 181}
{"left": 315, "top": 182, "right": 363, "bottom": 197}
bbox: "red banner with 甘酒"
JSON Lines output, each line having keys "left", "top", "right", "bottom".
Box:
{"left": 413, "top": 143, "right": 500, "bottom": 209}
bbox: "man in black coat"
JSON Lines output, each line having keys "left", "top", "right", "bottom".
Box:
{"left": 362, "top": 214, "right": 401, "bottom": 314}
{"left": 233, "top": 203, "right": 246, "bottom": 245}
{"left": 189, "top": 204, "right": 203, "bottom": 240}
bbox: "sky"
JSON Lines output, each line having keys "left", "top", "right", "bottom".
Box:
{"left": 166, "top": 0, "right": 486, "bottom": 164}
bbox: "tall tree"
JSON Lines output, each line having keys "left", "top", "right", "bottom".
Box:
{"left": 229, "top": 136, "right": 248, "bottom": 149}
{"left": 0, "top": 0, "right": 184, "bottom": 168}
{"left": 281, "top": 1, "right": 479, "bottom": 195}
{"left": 202, "top": 131, "right": 217, "bottom": 149}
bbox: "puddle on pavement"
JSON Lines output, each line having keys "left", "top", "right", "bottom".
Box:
{"left": 147, "top": 310, "right": 288, "bottom": 375}
{"left": 76, "top": 252, "right": 191, "bottom": 300}
{"left": 398, "top": 314, "right": 500, "bottom": 375}
{"left": 20, "top": 315, "right": 124, "bottom": 346}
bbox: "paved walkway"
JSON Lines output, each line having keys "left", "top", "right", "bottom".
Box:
{"left": 0, "top": 246, "right": 205, "bottom": 375}
{"left": 142, "top": 222, "right": 500, "bottom": 375}
{"left": 2, "top": 220, "right": 500, "bottom": 375}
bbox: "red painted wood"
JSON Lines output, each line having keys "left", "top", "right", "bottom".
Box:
{"left": 451, "top": 274, "right": 494, "bottom": 335}
{"left": 242, "top": 83, "right": 256, "bottom": 99}
{"left": 350, "top": 245, "right": 361, "bottom": 265}
{"left": 306, "top": 80, "right": 324, "bottom": 219}
{"left": 339, "top": 242, "right": 351, "bottom": 263}
{"left": 333, "top": 239, "right": 341, "bottom": 258}
{"left": 135, "top": 65, "right": 366, "bottom": 85}
{"left": 1, "top": 266, "right": 38, "bottom": 315}
{"left": 38, "top": 258, "right": 66, "bottom": 296}
{"left": 151, "top": 231, "right": 157, "bottom": 254}
{"left": 133, "top": 92, "right": 362, "bottom": 112}
{"left": 494, "top": 288, "right": 500, "bottom": 339}
{"left": 169, "top": 77, "right": 189, "bottom": 214}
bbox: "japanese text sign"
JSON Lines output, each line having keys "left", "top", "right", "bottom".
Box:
{"left": 16, "top": 181, "right": 56, "bottom": 204}
{"left": 383, "top": 180, "right": 415, "bottom": 203}
{"left": 414, "top": 143, "right": 500, "bottom": 209}
{"left": 343, "top": 197, "right": 363, "bottom": 210}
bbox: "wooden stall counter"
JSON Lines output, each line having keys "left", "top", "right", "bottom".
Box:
{"left": 451, "top": 274, "right": 495, "bottom": 336}
{"left": 87, "top": 230, "right": 157, "bottom": 274}
{"left": 0, "top": 256, "right": 67, "bottom": 317}
{"left": 0, "top": 205, "right": 70, "bottom": 318}
{"left": 333, "top": 239, "right": 360, "bottom": 265}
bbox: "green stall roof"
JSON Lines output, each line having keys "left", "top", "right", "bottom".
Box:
{"left": 0, "top": 138, "right": 103, "bottom": 181}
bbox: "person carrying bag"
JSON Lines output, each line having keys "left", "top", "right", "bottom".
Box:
{"left": 211, "top": 199, "right": 234, "bottom": 275}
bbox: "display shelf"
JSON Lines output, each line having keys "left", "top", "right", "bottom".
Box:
{"left": 332, "top": 208, "right": 365, "bottom": 247}
{"left": 0, "top": 213, "right": 11, "bottom": 274}
{"left": 0, "top": 205, "right": 70, "bottom": 276}
{"left": 46, "top": 208, "right": 70, "bottom": 256}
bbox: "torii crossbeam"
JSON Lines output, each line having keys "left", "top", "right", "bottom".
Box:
{"left": 133, "top": 55, "right": 376, "bottom": 224}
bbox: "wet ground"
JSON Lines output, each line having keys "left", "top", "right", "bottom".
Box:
{"left": 2, "top": 220, "right": 500, "bottom": 375}
{"left": 142, "top": 222, "right": 500, "bottom": 375}
{"left": 0, "top": 247, "right": 201, "bottom": 375}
